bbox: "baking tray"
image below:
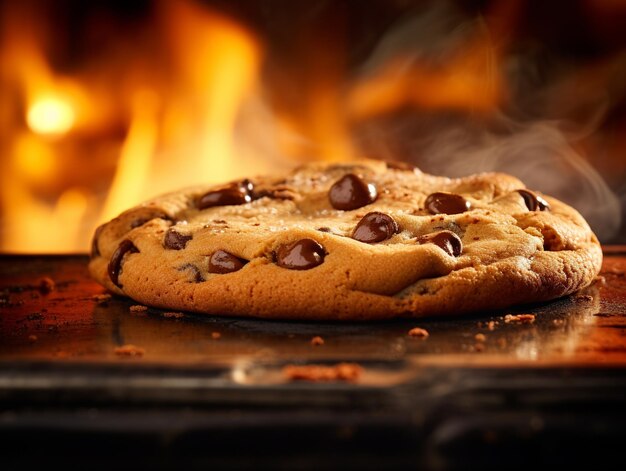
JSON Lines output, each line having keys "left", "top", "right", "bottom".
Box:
{"left": 1, "top": 250, "right": 626, "bottom": 469}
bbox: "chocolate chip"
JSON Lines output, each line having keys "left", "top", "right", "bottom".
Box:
{"left": 91, "top": 224, "right": 105, "bottom": 258}
{"left": 208, "top": 250, "right": 247, "bottom": 274}
{"left": 352, "top": 212, "right": 399, "bottom": 243}
{"left": 329, "top": 174, "right": 377, "bottom": 211}
{"left": 130, "top": 212, "right": 171, "bottom": 228}
{"left": 386, "top": 160, "right": 417, "bottom": 171}
{"left": 417, "top": 230, "right": 463, "bottom": 257}
{"left": 178, "top": 263, "right": 204, "bottom": 282}
{"left": 108, "top": 240, "right": 139, "bottom": 288}
{"left": 517, "top": 189, "right": 550, "bottom": 211}
{"left": 274, "top": 239, "right": 325, "bottom": 270}
{"left": 425, "top": 192, "right": 471, "bottom": 215}
{"left": 197, "top": 180, "right": 254, "bottom": 209}
{"left": 316, "top": 227, "right": 332, "bottom": 232}
{"left": 164, "top": 229, "right": 192, "bottom": 250}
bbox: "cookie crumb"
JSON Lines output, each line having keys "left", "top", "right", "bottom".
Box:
{"left": 474, "top": 342, "right": 485, "bottom": 352}
{"left": 574, "top": 294, "right": 593, "bottom": 302}
{"left": 211, "top": 331, "right": 221, "bottom": 340}
{"left": 38, "top": 277, "right": 55, "bottom": 294}
{"left": 311, "top": 336, "right": 324, "bottom": 346}
{"left": 130, "top": 304, "right": 148, "bottom": 312}
{"left": 552, "top": 318, "right": 565, "bottom": 326}
{"left": 114, "top": 344, "right": 145, "bottom": 357}
{"left": 408, "top": 327, "right": 429, "bottom": 338}
{"left": 93, "top": 294, "right": 112, "bottom": 303}
{"left": 163, "top": 311, "right": 184, "bottom": 319}
{"left": 487, "top": 321, "right": 496, "bottom": 331}
{"left": 504, "top": 314, "right": 535, "bottom": 324}
{"left": 283, "top": 363, "right": 362, "bottom": 382}
{"left": 475, "top": 333, "right": 486, "bottom": 342}
{"left": 28, "top": 334, "right": 38, "bottom": 343}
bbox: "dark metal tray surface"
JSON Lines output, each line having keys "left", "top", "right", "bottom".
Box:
{"left": 1, "top": 250, "right": 625, "bottom": 469}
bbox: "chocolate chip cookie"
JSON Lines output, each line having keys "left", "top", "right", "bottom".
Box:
{"left": 89, "top": 159, "right": 602, "bottom": 320}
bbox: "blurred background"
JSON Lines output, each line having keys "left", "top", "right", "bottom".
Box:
{"left": 1, "top": 0, "right": 625, "bottom": 253}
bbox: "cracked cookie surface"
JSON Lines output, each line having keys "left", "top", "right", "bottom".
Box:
{"left": 89, "top": 159, "right": 602, "bottom": 321}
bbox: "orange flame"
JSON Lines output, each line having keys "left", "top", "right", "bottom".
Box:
{"left": 99, "top": 0, "right": 265, "bottom": 224}
{"left": 157, "top": 0, "right": 262, "bottom": 187}
{"left": 0, "top": 0, "right": 513, "bottom": 253}
{"left": 1, "top": 0, "right": 264, "bottom": 252}
{"left": 348, "top": 36, "right": 504, "bottom": 119}
{"left": 99, "top": 90, "right": 159, "bottom": 222}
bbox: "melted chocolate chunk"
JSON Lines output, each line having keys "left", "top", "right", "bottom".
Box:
{"left": 417, "top": 230, "right": 463, "bottom": 257}
{"left": 385, "top": 160, "right": 417, "bottom": 171}
{"left": 425, "top": 192, "right": 471, "bottom": 215}
{"left": 164, "top": 229, "right": 192, "bottom": 250}
{"left": 130, "top": 212, "right": 171, "bottom": 228}
{"left": 352, "top": 212, "right": 399, "bottom": 243}
{"left": 178, "top": 263, "right": 204, "bottom": 282}
{"left": 329, "top": 174, "right": 377, "bottom": 210}
{"left": 517, "top": 189, "right": 550, "bottom": 211}
{"left": 208, "top": 250, "right": 247, "bottom": 274}
{"left": 91, "top": 224, "right": 105, "bottom": 258}
{"left": 197, "top": 180, "right": 254, "bottom": 209}
{"left": 108, "top": 240, "right": 139, "bottom": 288}
{"left": 274, "top": 239, "right": 325, "bottom": 270}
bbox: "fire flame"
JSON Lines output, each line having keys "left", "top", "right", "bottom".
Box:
{"left": 0, "top": 0, "right": 508, "bottom": 253}
{"left": 99, "top": 90, "right": 159, "bottom": 222}
{"left": 1, "top": 0, "right": 264, "bottom": 253}
{"left": 157, "top": 0, "right": 262, "bottom": 187}
{"left": 348, "top": 36, "right": 504, "bottom": 119}
{"left": 2, "top": 0, "right": 617, "bottom": 252}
